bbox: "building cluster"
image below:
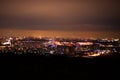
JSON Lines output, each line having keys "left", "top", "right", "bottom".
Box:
{"left": 0, "top": 36, "right": 120, "bottom": 58}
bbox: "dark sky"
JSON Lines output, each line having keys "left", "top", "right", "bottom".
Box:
{"left": 0, "top": 0, "right": 120, "bottom": 31}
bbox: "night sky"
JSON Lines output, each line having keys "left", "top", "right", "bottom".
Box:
{"left": 0, "top": 0, "right": 120, "bottom": 31}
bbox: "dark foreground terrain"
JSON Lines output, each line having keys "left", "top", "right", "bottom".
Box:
{"left": 0, "top": 53, "right": 120, "bottom": 79}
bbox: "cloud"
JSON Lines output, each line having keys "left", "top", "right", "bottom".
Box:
{"left": 0, "top": 0, "right": 120, "bottom": 31}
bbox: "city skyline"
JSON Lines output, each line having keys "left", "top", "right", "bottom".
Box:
{"left": 0, "top": 0, "right": 120, "bottom": 75}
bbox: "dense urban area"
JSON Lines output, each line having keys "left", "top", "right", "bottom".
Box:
{"left": 0, "top": 36, "right": 120, "bottom": 58}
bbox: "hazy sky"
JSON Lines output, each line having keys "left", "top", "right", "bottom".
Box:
{"left": 0, "top": 0, "right": 120, "bottom": 31}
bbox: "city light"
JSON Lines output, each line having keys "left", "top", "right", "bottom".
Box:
{"left": 0, "top": 36, "right": 119, "bottom": 58}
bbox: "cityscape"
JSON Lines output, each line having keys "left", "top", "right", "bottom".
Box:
{"left": 0, "top": 36, "right": 120, "bottom": 58}
{"left": 0, "top": 0, "right": 120, "bottom": 77}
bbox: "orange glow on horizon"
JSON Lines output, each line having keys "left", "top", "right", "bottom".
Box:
{"left": 0, "top": 29, "right": 120, "bottom": 38}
